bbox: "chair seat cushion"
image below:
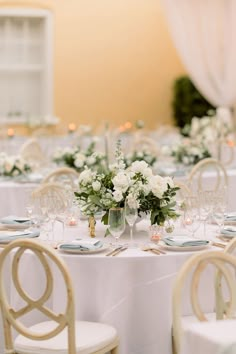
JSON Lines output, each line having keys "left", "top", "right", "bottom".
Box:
{"left": 15, "top": 320, "right": 118, "bottom": 354}
{"left": 182, "top": 312, "right": 216, "bottom": 332}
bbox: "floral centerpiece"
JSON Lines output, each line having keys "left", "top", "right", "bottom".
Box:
{"left": 52, "top": 142, "right": 106, "bottom": 172}
{"left": 0, "top": 153, "right": 32, "bottom": 177}
{"left": 75, "top": 144, "right": 179, "bottom": 232}
{"left": 171, "top": 140, "right": 211, "bottom": 166}
{"left": 124, "top": 150, "right": 157, "bottom": 168}
{"left": 181, "top": 107, "right": 233, "bottom": 144}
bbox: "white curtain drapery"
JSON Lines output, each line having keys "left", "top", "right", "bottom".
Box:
{"left": 161, "top": 0, "right": 236, "bottom": 108}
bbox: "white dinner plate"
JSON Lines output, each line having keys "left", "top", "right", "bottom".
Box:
{"left": 0, "top": 223, "right": 29, "bottom": 231}
{"left": 159, "top": 242, "right": 210, "bottom": 252}
{"left": 0, "top": 231, "right": 39, "bottom": 244}
{"left": 58, "top": 244, "right": 109, "bottom": 254}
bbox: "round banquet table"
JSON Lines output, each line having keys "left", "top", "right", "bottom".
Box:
{"left": 0, "top": 220, "right": 222, "bottom": 354}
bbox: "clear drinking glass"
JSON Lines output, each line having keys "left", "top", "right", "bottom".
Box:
{"left": 212, "top": 205, "right": 226, "bottom": 233}
{"left": 184, "top": 197, "right": 201, "bottom": 238}
{"left": 108, "top": 208, "right": 125, "bottom": 246}
{"left": 125, "top": 199, "right": 138, "bottom": 247}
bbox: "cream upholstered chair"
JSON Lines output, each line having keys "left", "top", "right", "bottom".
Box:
{"left": 187, "top": 158, "right": 228, "bottom": 192}
{"left": 42, "top": 167, "right": 79, "bottom": 191}
{"left": 20, "top": 138, "right": 46, "bottom": 169}
{"left": 0, "top": 238, "right": 119, "bottom": 354}
{"left": 172, "top": 251, "right": 236, "bottom": 354}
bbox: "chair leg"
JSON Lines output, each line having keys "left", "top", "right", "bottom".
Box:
{"left": 111, "top": 346, "right": 119, "bottom": 354}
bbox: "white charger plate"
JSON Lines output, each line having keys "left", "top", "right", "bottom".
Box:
{"left": 159, "top": 242, "right": 210, "bottom": 252}
{"left": 58, "top": 244, "right": 108, "bottom": 254}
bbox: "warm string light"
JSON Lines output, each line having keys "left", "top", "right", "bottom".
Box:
{"left": 7, "top": 128, "right": 14, "bottom": 138}
{"left": 68, "top": 123, "right": 76, "bottom": 134}
{"left": 68, "top": 216, "right": 77, "bottom": 226}
{"left": 227, "top": 139, "right": 235, "bottom": 147}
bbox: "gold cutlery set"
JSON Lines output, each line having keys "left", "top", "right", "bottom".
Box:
{"left": 106, "top": 246, "right": 128, "bottom": 256}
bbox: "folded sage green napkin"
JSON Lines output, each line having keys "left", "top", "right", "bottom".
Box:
{"left": 59, "top": 239, "right": 103, "bottom": 251}
{"left": 221, "top": 226, "right": 236, "bottom": 237}
{"left": 224, "top": 213, "right": 236, "bottom": 221}
{"left": 163, "top": 236, "right": 209, "bottom": 247}
{"left": 0, "top": 230, "right": 40, "bottom": 242}
{"left": 0, "top": 216, "right": 30, "bottom": 225}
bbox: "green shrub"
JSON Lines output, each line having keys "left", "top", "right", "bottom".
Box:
{"left": 172, "top": 76, "right": 215, "bottom": 128}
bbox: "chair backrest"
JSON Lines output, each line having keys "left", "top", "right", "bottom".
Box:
{"left": 187, "top": 158, "right": 228, "bottom": 192}
{"left": 131, "top": 136, "right": 159, "bottom": 155}
{"left": 215, "top": 238, "right": 236, "bottom": 319}
{"left": 19, "top": 138, "right": 46, "bottom": 168}
{"left": 42, "top": 167, "right": 79, "bottom": 191}
{"left": 32, "top": 182, "right": 70, "bottom": 214}
{"left": 172, "top": 251, "right": 236, "bottom": 354}
{"left": 0, "top": 238, "right": 76, "bottom": 353}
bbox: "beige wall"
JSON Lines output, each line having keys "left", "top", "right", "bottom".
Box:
{"left": 0, "top": 0, "right": 185, "bottom": 131}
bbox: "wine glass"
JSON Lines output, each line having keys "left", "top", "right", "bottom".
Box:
{"left": 198, "top": 190, "right": 214, "bottom": 238}
{"left": 212, "top": 205, "right": 226, "bottom": 233}
{"left": 108, "top": 208, "right": 125, "bottom": 246}
{"left": 125, "top": 199, "right": 138, "bottom": 248}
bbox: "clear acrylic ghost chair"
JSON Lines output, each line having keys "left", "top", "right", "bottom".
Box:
{"left": 19, "top": 138, "right": 46, "bottom": 169}
{"left": 42, "top": 167, "right": 80, "bottom": 191}
{"left": 172, "top": 251, "right": 236, "bottom": 354}
{"left": 187, "top": 158, "right": 228, "bottom": 193}
{"left": 0, "top": 238, "right": 119, "bottom": 354}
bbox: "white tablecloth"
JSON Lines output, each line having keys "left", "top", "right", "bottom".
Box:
{"left": 0, "top": 221, "right": 221, "bottom": 354}
{"left": 0, "top": 181, "right": 38, "bottom": 217}
{"left": 181, "top": 320, "right": 236, "bottom": 354}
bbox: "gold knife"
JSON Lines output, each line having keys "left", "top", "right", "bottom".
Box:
{"left": 106, "top": 246, "right": 123, "bottom": 257}
{"left": 112, "top": 246, "right": 128, "bottom": 256}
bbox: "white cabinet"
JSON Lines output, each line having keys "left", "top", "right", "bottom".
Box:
{"left": 0, "top": 8, "right": 53, "bottom": 124}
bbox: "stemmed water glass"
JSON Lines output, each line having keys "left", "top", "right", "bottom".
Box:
{"left": 198, "top": 190, "right": 214, "bottom": 238}
{"left": 108, "top": 208, "right": 125, "bottom": 246}
{"left": 183, "top": 196, "right": 201, "bottom": 238}
{"left": 125, "top": 199, "right": 138, "bottom": 247}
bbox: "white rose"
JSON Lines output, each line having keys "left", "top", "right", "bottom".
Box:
{"left": 112, "top": 172, "right": 130, "bottom": 192}
{"left": 13, "top": 169, "right": 20, "bottom": 176}
{"left": 130, "top": 161, "right": 152, "bottom": 177}
{"left": 149, "top": 175, "right": 168, "bottom": 198}
{"left": 92, "top": 181, "right": 101, "bottom": 191}
{"left": 4, "top": 158, "right": 14, "bottom": 173}
{"left": 78, "top": 169, "right": 93, "bottom": 184}
{"left": 74, "top": 159, "right": 84, "bottom": 168}
{"left": 165, "top": 177, "right": 174, "bottom": 188}
{"left": 127, "top": 194, "right": 140, "bottom": 208}
{"left": 86, "top": 156, "right": 96, "bottom": 166}
{"left": 113, "top": 190, "right": 123, "bottom": 202}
